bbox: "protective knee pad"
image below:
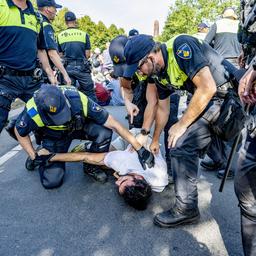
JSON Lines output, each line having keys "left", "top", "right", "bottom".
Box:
{"left": 39, "top": 162, "right": 65, "bottom": 189}
{"left": 0, "top": 95, "right": 12, "bottom": 132}
{"left": 5, "top": 118, "right": 18, "bottom": 140}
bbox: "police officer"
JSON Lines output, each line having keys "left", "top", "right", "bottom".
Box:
{"left": 0, "top": 0, "right": 56, "bottom": 134}
{"left": 109, "top": 35, "right": 158, "bottom": 149}
{"left": 109, "top": 35, "right": 179, "bottom": 178}
{"left": 234, "top": 1, "right": 256, "bottom": 254}
{"left": 14, "top": 84, "right": 155, "bottom": 189}
{"left": 124, "top": 34, "right": 239, "bottom": 227}
{"left": 37, "top": 0, "right": 71, "bottom": 85}
{"left": 57, "top": 11, "right": 97, "bottom": 101}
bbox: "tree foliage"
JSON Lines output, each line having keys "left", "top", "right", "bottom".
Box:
{"left": 160, "top": 0, "right": 240, "bottom": 41}
{"left": 51, "top": 8, "right": 124, "bottom": 51}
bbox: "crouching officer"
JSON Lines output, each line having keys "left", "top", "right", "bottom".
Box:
{"left": 14, "top": 84, "right": 154, "bottom": 189}
{"left": 124, "top": 34, "right": 243, "bottom": 227}
{"left": 57, "top": 11, "right": 97, "bottom": 101}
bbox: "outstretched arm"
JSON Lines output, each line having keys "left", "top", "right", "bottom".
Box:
{"left": 39, "top": 149, "right": 107, "bottom": 166}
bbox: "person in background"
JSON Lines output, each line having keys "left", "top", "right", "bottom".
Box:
{"left": 57, "top": 11, "right": 97, "bottom": 101}
{"left": 37, "top": 0, "right": 71, "bottom": 85}
{"left": 108, "top": 71, "right": 125, "bottom": 106}
{"left": 193, "top": 22, "right": 209, "bottom": 40}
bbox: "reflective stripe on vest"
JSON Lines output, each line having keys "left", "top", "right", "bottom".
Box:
{"left": 42, "top": 21, "right": 50, "bottom": 28}
{"left": 26, "top": 86, "right": 88, "bottom": 130}
{"left": 135, "top": 72, "right": 148, "bottom": 81}
{"left": 26, "top": 98, "right": 45, "bottom": 127}
{"left": 57, "top": 28, "right": 87, "bottom": 45}
{"left": 164, "top": 36, "right": 188, "bottom": 89}
{"left": 0, "top": 0, "right": 40, "bottom": 33}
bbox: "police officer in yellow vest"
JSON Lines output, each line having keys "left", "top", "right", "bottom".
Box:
{"left": 57, "top": 11, "right": 97, "bottom": 101}
{"left": 14, "top": 84, "right": 155, "bottom": 189}
{"left": 0, "top": 0, "right": 56, "bottom": 134}
{"left": 37, "top": 0, "right": 71, "bottom": 85}
{"left": 124, "top": 34, "right": 238, "bottom": 227}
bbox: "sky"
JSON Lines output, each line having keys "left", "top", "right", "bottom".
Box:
{"left": 58, "top": 0, "right": 172, "bottom": 35}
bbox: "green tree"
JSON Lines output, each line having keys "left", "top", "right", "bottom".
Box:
{"left": 52, "top": 8, "right": 68, "bottom": 34}
{"left": 161, "top": 0, "right": 239, "bottom": 41}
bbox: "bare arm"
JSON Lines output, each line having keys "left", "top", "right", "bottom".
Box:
{"left": 142, "top": 83, "right": 158, "bottom": 131}
{"left": 37, "top": 49, "right": 57, "bottom": 85}
{"left": 168, "top": 66, "right": 217, "bottom": 148}
{"left": 14, "top": 127, "right": 36, "bottom": 160}
{"left": 104, "top": 115, "right": 142, "bottom": 151}
{"left": 47, "top": 49, "right": 71, "bottom": 85}
{"left": 120, "top": 78, "right": 140, "bottom": 124}
{"left": 150, "top": 97, "right": 170, "bottom": 153}
{"left": 50, "top": 152, "right": 106, "bottom": 165}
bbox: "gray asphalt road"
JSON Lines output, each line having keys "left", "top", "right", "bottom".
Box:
{"left": 0, "top": 104, "right": 243, "bottom": 256}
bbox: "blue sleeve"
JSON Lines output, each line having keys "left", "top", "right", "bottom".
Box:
{"left": 87, "top": 98, "right": 109, "bottom": 125}
{"left": 204, "top": 23, "right": 217, "bottom": 45}
{"left": 42, "top": 24, "right": 58, "bottom": 50}
{"left": 85, "top": 34, "right": 91, "bottom": 50}
{"left": 15, "top": 109, "right": 38, "bottom": 137}
{"left": 173, "top": 35, "right": 209, "bottom": 80}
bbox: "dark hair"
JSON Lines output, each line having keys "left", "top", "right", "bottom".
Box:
{"left": 151, "top": 42, "right": 161, "bottom": 54}
{"left": 109, "top": 70, "right": 118, "bottom": 79}
{"left": 122, "top": 178, "right": 152, "bottom": 210}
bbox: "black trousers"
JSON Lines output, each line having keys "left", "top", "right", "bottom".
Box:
{"left": 235, "top": 127, "right": 256, "bottom": 256}
{"left": 66, "top": 64, "right": 97, "bottom": 102}
{"left": 38, "top": 120, "right": 112, "bottom": 189}
{"left": 0, "top": 75, "right": 41, "bottom": 133}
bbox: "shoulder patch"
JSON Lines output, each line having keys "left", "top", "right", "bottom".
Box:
{"left": 18, "top": 120, "right": 27, "bottom": 128}
{"left": 176, "top": 43, "right": 192, "bottom": 60}
{"left": 92, "top": 102, "right": 103, "bottom": 112}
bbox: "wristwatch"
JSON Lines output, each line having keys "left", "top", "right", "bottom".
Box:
{"left": 141, "top": 128, "right": 150, "bottom": 136}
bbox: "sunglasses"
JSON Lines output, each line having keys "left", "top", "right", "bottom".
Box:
{"left": 137, "top": 54, "right": 150, "bottom": 70}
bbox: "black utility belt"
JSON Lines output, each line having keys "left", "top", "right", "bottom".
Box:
{"left": 0, "top": 65, "right": 42, "bottom": 78}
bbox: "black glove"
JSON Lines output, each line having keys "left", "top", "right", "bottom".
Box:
{"left": 137, "top": 147, "right": 155, "bottom": 170}
{"left": 33, "top": 153, "right": 56, "bottom": 167}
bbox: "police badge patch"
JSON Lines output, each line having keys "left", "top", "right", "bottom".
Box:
{"left": 19, "top": 120, "right": 27, "bottom": 128}
{"left": 92, "top": 103, "right": 103, "bottom": 112}
{"left": 176, "top": 43, "right": 192, "bottom": 59}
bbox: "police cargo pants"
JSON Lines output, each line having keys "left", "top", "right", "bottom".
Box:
{"left": 235, "top": 126, "right": 256, "bottom": 256}
{"left": 66, "top": 64, "right": 97, "bottom": 102}
{"left": 169, "top": 100, "right": 222, "bottom": 211}
{"left": 39, "top": 121, "right": 112, "bottom": 189}
{"left": 0, "top": 75, "right": 41, "bottom": 133}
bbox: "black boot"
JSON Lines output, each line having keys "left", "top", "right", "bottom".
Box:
{"left": 154, "top": 206, "right": 200, "bottom": 228}
{"left": 217, "top": 169, "right": 234, "bottom": 180}
{"left": 200, "top": 157, "right": 224, "bottom": 171}
{"left": 83, "top": 163, "right": 108, "bottom": 183}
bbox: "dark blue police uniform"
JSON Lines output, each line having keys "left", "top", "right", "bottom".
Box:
{"left": 0, "top": 0, "right": 42, "bottom": 133}
{"left": 15, "top": 85, "right": 112, "bottom": 189}
{"left": 156, "top": 35, "right": 233, "bottom": 213}
{"left": 57, "top": 12, "right": 96, "bottom": 101}
{"left": 124, "top": 34, "right": 239, "bottom": 226}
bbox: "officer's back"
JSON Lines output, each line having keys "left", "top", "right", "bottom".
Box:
{"left": 58, "top": 12, "right": 90, "bottom": 63}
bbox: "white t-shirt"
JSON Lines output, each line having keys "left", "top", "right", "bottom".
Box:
{"left": 104, "top": 145, "right": 168, "bottom": 192}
